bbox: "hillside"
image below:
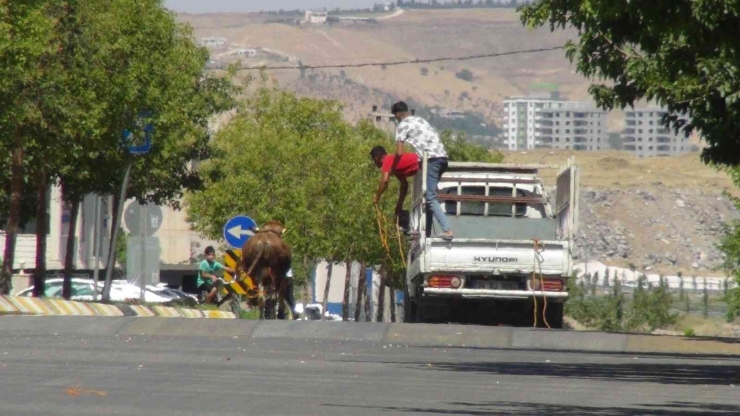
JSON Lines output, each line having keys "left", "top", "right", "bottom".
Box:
{"left": 180, "top": 8, "right": 592, "bottom": 136}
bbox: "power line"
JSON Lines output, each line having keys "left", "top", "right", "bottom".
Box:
{"left": 227, "top": 45, "right": 564, "bottom": 71}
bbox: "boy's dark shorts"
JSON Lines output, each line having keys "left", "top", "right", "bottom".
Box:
{"left": 199, "top": 282, "right": 214, "bottom": 292}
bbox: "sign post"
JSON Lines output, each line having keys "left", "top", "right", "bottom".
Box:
{"left": 102, "top": 112, "right": 154, "bottom": 301}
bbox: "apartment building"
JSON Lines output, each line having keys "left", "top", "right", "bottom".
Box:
{"left": 501, "top": 93, "right": 607, "bottom": 151}
{"left": 501, "top": 93, "right": 563, "bottom": 150}
{"left": 534, "top": 102, "right": 608, "bottom": 151}
{"left": 621, "top": 109, "right": 692, "bottom": 157}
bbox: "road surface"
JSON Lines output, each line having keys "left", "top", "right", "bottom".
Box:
{"left": 0, "top": 317, "right": 738, "bottom": 415}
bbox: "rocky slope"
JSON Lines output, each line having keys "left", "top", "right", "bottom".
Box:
{"left": 574, "top": 186, "right": 737, "bottom": 274}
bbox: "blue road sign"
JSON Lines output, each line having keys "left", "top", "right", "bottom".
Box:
{"left": 223, "top": 215, "right": 257, "bottom": 249}
{"left": 122, "top": 111, "right": 154, "bottom": 155}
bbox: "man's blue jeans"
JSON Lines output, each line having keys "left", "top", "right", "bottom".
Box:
{"left": 425, "top": 157, "right": 452, "bottom": 235}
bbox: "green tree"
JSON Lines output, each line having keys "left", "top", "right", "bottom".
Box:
{"left": 441, "top": 131, "right": 503, "bottom": 163}
{"left": 186, "top": 86, "right": 374, "bottom": 295}
{"left": 0, "top": 0, "right": 59, "bottom": 294}
{"left": 603, "top": 268, "right": 610, "bottom": 288}
{"left": 702, "top": 278, "right": 710, "bottom": 318}
{"left": 719, "top": 222, "right": 740, "bottom": 319}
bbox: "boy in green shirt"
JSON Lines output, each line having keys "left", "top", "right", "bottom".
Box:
{"left": 197, "top": 246, "right": 235, "bottom": 304}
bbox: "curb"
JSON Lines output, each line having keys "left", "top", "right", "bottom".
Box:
{"left": 0, "top": 295, "right": 235, "bottom": 320}
{"left": 1, "top": 316, "right": 736, "bottom": 357}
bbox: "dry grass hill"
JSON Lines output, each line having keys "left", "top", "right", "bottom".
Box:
{"left": 179, "top": 8, "right": 592, "bottom": 132}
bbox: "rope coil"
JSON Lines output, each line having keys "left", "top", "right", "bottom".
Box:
{"left": 532, "top": 239, "right": 550, "bottom": 329}
{"left": 373, "top": 203, "right": 407, "bottom": 268}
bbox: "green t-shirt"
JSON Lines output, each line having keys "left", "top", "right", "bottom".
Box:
{"left": 197, "top": 260, "right": 224, "bottom": 287}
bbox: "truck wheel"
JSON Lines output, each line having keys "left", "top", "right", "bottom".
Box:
{"left": 543, "top": 302, "right": 564, "bottom": 329}
{"left": 403, "top": 288, "right": 417, "bottom": 323}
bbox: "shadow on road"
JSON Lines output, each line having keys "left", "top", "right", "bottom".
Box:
{"left": 325, "top": 401, "right": 740, "bottom": 415}
{"left": 408, "top": 360, "right": 740, "bottom": 386}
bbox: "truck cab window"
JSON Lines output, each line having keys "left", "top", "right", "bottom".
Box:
{"left": 442, "top": 186, "right": 527, "bottom": 217}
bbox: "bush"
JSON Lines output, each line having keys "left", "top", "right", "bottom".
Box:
{"left": 565, "top": 271, "right": 677, "bottom": 333}
{"left": 455, "top": 68, "right": 474, "bottom": 82}
{"left": 683, "top": 328, "right": 696, "bottom": 337}
{"left": 420, "top": 67, "right": 428, "bottom": 76}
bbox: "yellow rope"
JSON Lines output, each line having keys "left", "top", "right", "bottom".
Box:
{"left": 532, "top": 239, "right": 550, "bottom": 329}
{"left": 373, "top": 203, "right": 407, "bottom": 267}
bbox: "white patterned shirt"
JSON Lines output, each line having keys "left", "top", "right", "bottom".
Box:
{"left": 395, "top": 116, "right": 448, "bottom": 159}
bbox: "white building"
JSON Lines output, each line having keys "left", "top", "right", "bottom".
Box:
{"left": 534, "top": 102, "right": 608, "bottom": 151}
{"left": 502, "top": 93, "right": 608, "bottom": 151}
{"left": 304, "top": 11, "right": 328, "bottom": 24}
{"left": 501, "top": 92, "right": 564, "bottom": 150}
{"left": 200, "top": 37, "right": 226, "bottom": 48}
{"left": 621, "top": 108, "right": 693, "bottom": 157}
{"left": 0, "top": 185, "right": 205, "bottom": 279}
{"left": 236, "top": 48, "right": 257, "bottom": 58}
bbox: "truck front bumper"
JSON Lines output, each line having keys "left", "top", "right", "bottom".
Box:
{"left": 423, "top": 288, "right": 568, "bottom": 300}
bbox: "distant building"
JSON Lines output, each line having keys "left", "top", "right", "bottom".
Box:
{"left": 436, "top": 109, "right": 465, "bottom": 120}
{"left": 200, "top": 37, "right": 226, "bottom": 48}
{"left": 236, "top": 48, "right": 257, "bottom": 58}
{"left": 304, "top": 11, "right": 328, "bottom": 24}
{"left": 621, "top": 108, "right": 692, "bottom": 157}
{"left": 383, "top": 2, "right": 395, "bottom": 11}
{"left": 501, "top": 92, "right": 607, "bottom": 151}
{"left": 534, "top": 102, "right": 608, "bottom": 151}
{"left": 501, "top": 92, "right": 562, "bottom": 150}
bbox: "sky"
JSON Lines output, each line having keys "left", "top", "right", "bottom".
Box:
{"left": 165, "top": 0, "right": 383, "bottom": 13}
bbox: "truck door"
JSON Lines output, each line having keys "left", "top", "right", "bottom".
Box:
{"left": 555, "top": 157, "right": 579, "bottom": 243}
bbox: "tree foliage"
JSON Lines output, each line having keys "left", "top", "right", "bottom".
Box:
{"left": 520, "top": 1, "right": 740, "bottom": 167}
{"left": 0, "top": 0, "right": 236, "bottom": 296}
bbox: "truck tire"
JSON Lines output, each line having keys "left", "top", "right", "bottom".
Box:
{"left": 403, "top": 288, "right": 417, "bottom": 323}
{"left": 543, "top": 302, "right": 564, "bottom": 329}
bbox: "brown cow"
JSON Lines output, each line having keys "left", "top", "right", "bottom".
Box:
{"left": 240, "top": 220, "right": 292, "bottom": 319}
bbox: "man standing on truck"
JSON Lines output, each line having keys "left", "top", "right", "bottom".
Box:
{"left": 387, "top": 101, "right": 453, "bottom": 239}
{"left": 370, "top": 145, "right": 418, "bottom": 231}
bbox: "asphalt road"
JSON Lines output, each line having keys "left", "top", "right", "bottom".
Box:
{"left": 0, "top": 320, "right": 739, "bottom": 415}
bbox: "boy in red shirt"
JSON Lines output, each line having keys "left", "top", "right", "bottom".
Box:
{"left": 371, "top": 146, "right": 419, "bottom": 230}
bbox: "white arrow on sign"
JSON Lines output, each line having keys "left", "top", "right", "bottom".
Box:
{"left": 227, "top": 225, "right": 255, "bottom": 239}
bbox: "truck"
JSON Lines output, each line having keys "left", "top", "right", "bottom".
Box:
{"left": 403, "top": 157, "right": 579, "bottom": 328}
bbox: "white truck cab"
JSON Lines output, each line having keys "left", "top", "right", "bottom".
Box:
{"left": 404, "top": 157, "right": 579, "bottom": 328}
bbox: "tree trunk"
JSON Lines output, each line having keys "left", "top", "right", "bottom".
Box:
{"left": 354, "top": 263, "right": 365, "bottom": 322}
{"left": 342, "top": 260, "right": 352, "bottom": 321}
{"left": 32, "top": 165, "right": 48, "bottom": 297}
{"left": 376, "top": 266, "right": 387, "bottom": 322}
{"left": 107, "top": 191, "right": 120, "bottom": 259}
{"left": 62, "top": 192, "right": 80, "bottom": 300}
{"left": 0, "top": 140, "right": 23, "bottom": 294}
{"left": 321, "top": 262, "right": 333, "bottom": 321}
{"left": 389, "top": 285, "right": 397, "bottom": 322}
{"left": 302, "top": 255, "right": 310, "bottom": 305}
